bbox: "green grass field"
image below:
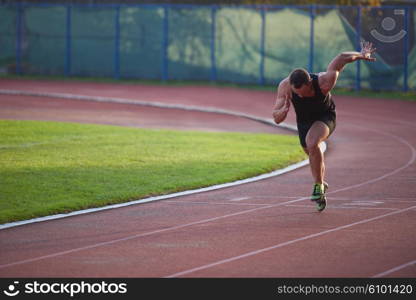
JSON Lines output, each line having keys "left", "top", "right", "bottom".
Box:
{"left": 1, "top": 75, "right": 412, "bottom": 224}
{"left": 0, "top": 120, "right": 306, "bottom": 224}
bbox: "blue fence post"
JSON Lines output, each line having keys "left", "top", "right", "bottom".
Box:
{"left": 308, "top": 5, "right": 315, "bottom": 73}
{"left": 259, "top": 7, "right": 266, "bottom": 86}
{"left": 403, "top": 7, "right": 409, "bottom": 92}
{"left": 355, "top": 6, "right": 361, "bottom": 91}
{"left": 162, "top": 5, "right": 169, "bottom": 81}
{"left": 114, "top": 5, "right": 121, "bottom": 80}
{"left": 65, "top": 5, "right": 71, "bottom": 77}
{"left": 210, "top": 5, "right": 217, "bottom": 82}
{"left": 15, "top": 2, "right": 23, "bottom": 75}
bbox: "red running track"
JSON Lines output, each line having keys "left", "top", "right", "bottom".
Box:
{"left": 0, "top": 79, "right": 415, "bottom": 278}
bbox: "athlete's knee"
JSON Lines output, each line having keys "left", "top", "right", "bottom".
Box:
{"left": 305, "top": 140, "right": 321, "bottom": 154}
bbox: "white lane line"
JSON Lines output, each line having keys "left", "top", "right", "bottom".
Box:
{"left": 243, "top": 195, "right": 306, "bottom": 199}
{"left": 1, "top": 89, "right": 415, "bottom": 275}
{"left": 340, "top": 111, "right": 416, "bottom": 128}
{"left": 0, "top": 158, "right": 310, "bottom": 230}
{"left": 230, "top": 196, "right": 416, "bottom": 201}
{"left": 0, "top": 89, "right": 297, "bottom": 131}
{"left": 328, "top": 124, "right": 416, "bottom": 194}
{"left": 165, "top": 201, "right": 400, "bottom": 211}
{"left": 164, "top": 126, "right": 416, "bottom": 278}
{"left": 165, "top": 205, "right": 416, "bottom": 278}
{"left": 165, "top": 200, "right": 267, "bottom": 206}
{"left": 372, "top": 259, "right": 416, "bottom": 278}
{"left": 0, "top": 89, "right": 309, "bottom": 230}
{"left": 229, "top": 197, "right": 250, "bottom": 202}
{"left": 0, "top": 196, "right": 309, "bottom": 269}
{"left": 325, "top": 197, "right": 416, "bottom": 202}
{"left": 284, "top": 204, "right": 398, "bottom": 211}
{"left": 342, "top": 201, "right": 384, "bottom": 206}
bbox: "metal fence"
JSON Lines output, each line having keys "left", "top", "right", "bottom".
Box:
{"left": 1, "top": 3, "right": 415, "bottom": 91}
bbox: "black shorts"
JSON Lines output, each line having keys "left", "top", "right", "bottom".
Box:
{"left": 297, "top": 111, "right": 336, "bottom": 148}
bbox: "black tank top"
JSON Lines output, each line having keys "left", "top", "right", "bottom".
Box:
{"left": 290, "top": 73, "right": 336, "bottom": 123}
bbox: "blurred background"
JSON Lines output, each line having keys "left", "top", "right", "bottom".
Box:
{"left": 0, "top": 0, "right": 415, "bottom": 91}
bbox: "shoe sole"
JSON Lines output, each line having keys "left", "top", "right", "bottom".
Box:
{"left": 316, "top": 196, "right": 327, "bottom": 212}
{"left": 313, "top": 183, "right": 328, "bottom": 212}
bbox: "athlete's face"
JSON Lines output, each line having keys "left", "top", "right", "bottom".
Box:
{"left": 291, "top": 81, "right": 313, "bottom": 98}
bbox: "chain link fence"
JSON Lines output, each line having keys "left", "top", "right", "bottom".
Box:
{"left": 0, "top": 3, "right": 414, "bottom": 90}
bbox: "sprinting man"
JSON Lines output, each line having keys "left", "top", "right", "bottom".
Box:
{"left": 272, "top": 41, "right": 376, "bottom": 212}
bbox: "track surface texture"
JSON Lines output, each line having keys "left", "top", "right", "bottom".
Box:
{"left": 0, "top": 79, "right": 415, "bottom": 278}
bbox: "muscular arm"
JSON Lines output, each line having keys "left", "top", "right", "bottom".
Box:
{"left": 319, "top": 41, "right": 376, "bottom": 95}
{"left": 272, "top": 78, "right": 291, "bottom": 124}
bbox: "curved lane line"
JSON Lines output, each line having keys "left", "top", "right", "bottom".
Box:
{"left": 166, "top": 205, "right": 416, "bottom": 278}
{"left": 164, "top": 123, "right": 416, "bottom": 277}
{"left": 0, "top": 89, "right": 312, "bottom": 230}
{"left": 0, "top": 93, "right": 415, "bottom": 272}
{"left": 372, "top": 259, "right": 416, "bottom": 278}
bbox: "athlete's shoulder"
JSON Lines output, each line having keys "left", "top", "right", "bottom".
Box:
{"left": 316, "top": 72, "right": 332, "bottom": 95}
{"left": 276, "top": 77, "right": 292, "bottom": 96}
{"left": 316, "top": 72, "right": 326, "bottom": 80}
{"left": 277, "top": 77, "right": 290, "bottom": 90}
{"left": 275, "top": 77, "right": 292, "bottom": 100}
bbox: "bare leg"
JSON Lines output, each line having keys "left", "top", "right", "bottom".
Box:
{"left": 305, "top": 121, "right": 330, "bottom": 184}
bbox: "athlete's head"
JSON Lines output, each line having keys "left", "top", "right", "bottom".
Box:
{"left": 289, "top": 68, "right": 312, "bottom": 97}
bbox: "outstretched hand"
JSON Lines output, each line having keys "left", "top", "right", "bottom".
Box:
{"left": 359, "top": 41, "right": 377, "bottom": 61}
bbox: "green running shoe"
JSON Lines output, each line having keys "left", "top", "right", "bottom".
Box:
{"left": 311, "top": 182, "right": 328, "bottom": 212}
{"left": 311, "top": 182, "right": 328, "bottom": 201}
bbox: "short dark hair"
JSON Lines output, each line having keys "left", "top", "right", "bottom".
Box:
{"left": 289, "top": 68, "right": 311, "bottom": 89}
